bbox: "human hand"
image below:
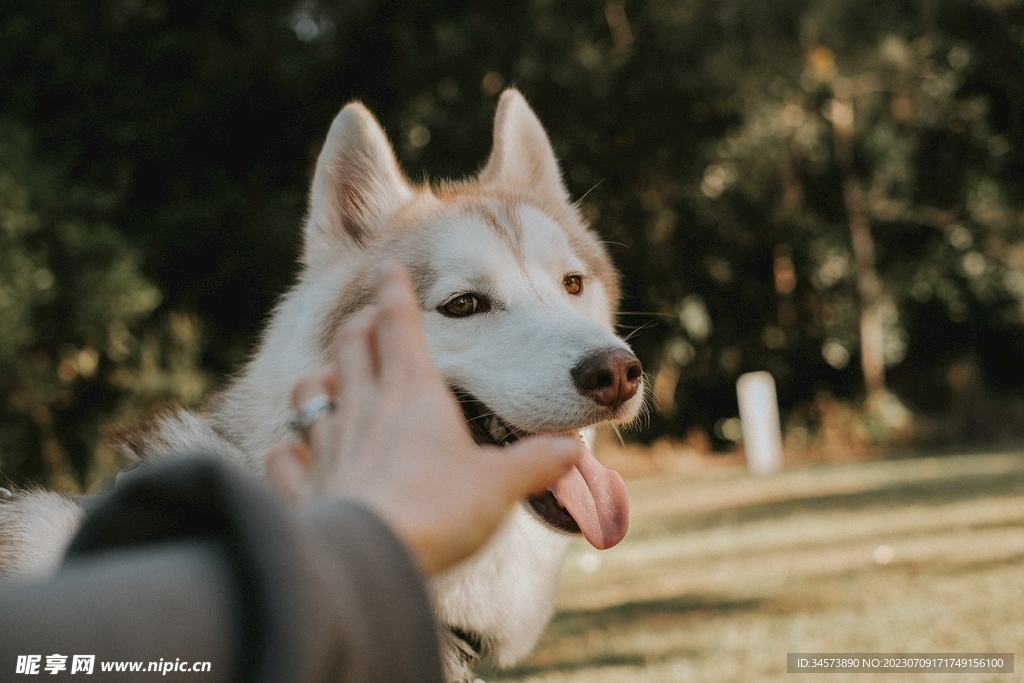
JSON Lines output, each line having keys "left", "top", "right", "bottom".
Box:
{"left": 266, "top": 262, "right": 584, "bottom": 575}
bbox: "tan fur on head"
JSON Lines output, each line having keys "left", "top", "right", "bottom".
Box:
{"left": 2, "top": 90, "right": 642, "bottom": 683}
{"left": 305, "top": 101, "right": 416, "bottom": 260}
{"left": 479, "top": 89, "right": 571, "bottom": 207}
{"left": 305, "top": 88, "right": 620, "bottom": 323}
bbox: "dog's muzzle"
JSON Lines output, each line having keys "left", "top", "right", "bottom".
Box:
{"left": 454, "top": 390, "right": 630, "bottom": 549}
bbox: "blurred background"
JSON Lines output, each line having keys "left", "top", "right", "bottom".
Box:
{"left": 4, "top": 0, "right": 1024, "bottom": 490}
{"left": 2, "top": 1, "right": 1023, "bottom": 679}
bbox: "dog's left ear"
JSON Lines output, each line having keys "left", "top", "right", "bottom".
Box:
{"left": 305, "top": 102, "right": 413, "bottom": 263}
{"left": 478, "top": 89, "right": 571, "bottom": 207}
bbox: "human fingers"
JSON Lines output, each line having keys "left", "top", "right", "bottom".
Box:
{"left": 331, "top": 304, "right": 379, "bottom": 401}
{"left": 401, "top": 437, "right": 582, "bottom": 574}
{"left": 289, "top": 370, "right": 337, "bottom": 478}
{"left": 291, "top": 370, "right": 335, "bottom": 414}
{"left": 486, "top": 435, "right": 584, "bottom": 504}
{"left": 265, "top": 443, "right": 313, "bottom": 503}
{"left": 373, "top": 262, "right": 434, "bottom": 384}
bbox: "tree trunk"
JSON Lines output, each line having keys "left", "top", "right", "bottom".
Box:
{"left": 844, "top": 177, "right": 885, "bottom": 394}
{"left": 830, "top": 97, "right": 885, "bottom": 395}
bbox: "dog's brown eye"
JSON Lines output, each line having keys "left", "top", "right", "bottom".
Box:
{"left": 440, "top": 294, "right": 485, "bottom": 318}
{"left": 563, "top": 274, "right": 583, "bottom": 295}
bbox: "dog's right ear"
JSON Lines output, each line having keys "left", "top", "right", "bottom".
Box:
{"left": 478, "top": 89, "right": 571, "bottom": 208}
{"left": 305, "top": 103, "right": 412, "bottom": 262}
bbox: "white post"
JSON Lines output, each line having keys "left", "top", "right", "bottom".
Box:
{"left": 736, "top": 371, "right": 784, "bottom": 475}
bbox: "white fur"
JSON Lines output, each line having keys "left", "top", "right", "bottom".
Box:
{"left": 431, "top": 508, "right": 572, "bottom": 666}
{"left": 0, "top": 90, "right": 642, "bottom": 682}
{"left": 0, "top": 491, "right": 84, "bottom": 577}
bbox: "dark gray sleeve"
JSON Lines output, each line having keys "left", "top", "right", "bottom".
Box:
{"left": 0, "top": 456, "right": 442, "bottom": 683}
{"left": 293, "top": 501, "right": 444, "bottom": 683}
{"left": 0, "top": 541, "right": 240, "bottom": 681}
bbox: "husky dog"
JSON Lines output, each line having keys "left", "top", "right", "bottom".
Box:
{"left": 0, "top": 89, "right": 643, "bottom": 681}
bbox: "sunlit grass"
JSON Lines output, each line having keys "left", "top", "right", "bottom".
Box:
{"left": 478, "top": 452, "right": 1024, "bottom": 682}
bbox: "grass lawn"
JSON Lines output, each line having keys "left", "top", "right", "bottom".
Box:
{"left": 477, "top": 451, "right": 1024, "bottom": 682}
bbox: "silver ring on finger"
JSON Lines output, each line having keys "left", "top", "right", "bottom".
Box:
{"left": 289, "top": 394, "right": 335, "bottom": 436}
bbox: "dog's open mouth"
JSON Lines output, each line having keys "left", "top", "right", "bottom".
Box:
{"left": 459, "top": 394, "right": 580, "bottom": 534}
{"left": 456, "top": 391, "right": 629, "bottom": 550}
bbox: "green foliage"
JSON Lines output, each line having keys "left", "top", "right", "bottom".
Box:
{"left": 1, "top": 0, "right": 1023, "bottom": 482}
{"left": 0, "top": 119, "right": 210, "bottom": 491}
{"left": 629, "top": 2, "right": 1024, "bottom": 438}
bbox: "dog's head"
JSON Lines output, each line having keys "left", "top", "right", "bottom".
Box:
{"left": 303, "top": 90, "right": 642, "bottom": 549}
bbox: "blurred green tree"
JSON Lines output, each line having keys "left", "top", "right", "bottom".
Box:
{"left": 638, "top": 1, "right": 1024, "bottom": 444}
{"left": 0, "top": 119, "right": 209, "bottom": 491}
{"left": 1, "top": 0, "right": 1023, "bottom": 484}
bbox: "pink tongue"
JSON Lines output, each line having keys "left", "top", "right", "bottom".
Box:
{"left": 548, "top": 442, "right": 629, "bottom": 549}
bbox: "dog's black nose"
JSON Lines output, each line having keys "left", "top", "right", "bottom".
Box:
{"left": 572, "top": 348, "right": 642, "bottom": 409}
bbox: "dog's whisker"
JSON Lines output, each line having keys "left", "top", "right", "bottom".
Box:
{"left": 573, "top": 178, "right": 605, "bottom": 207}
{"left": 0, "top": 92, "right": 647, "bottom": 683}
{"left": 609, "top": 423, "right": 626, "bottom": 447}
{"left": 641, "top": 375, "right": 656, "bottom": 428}
{"left": 621, "top": 321, "right": 656, "bottom": 343}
